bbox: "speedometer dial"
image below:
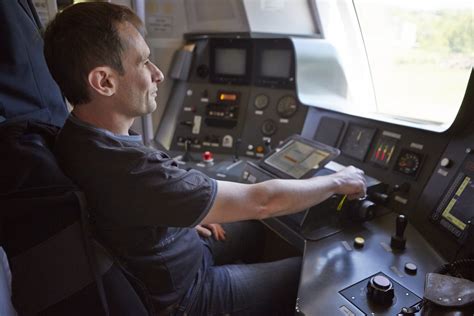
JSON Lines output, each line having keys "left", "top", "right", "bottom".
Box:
{"left": 394, "top": 149, "right": 424, "bottom": 177}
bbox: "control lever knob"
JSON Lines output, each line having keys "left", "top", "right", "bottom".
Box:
{"left": 356, "top": 199, "right": 375, "bottom": 221}
{"left": 233, "top": 138, "right": 241, "bottom": 162}
{"left": 391, "top": 214, "right": 407, "bottom": 250}
{"left": 181, "top": 139, "right": 195, "bottom": 162}
{"left": 366, "top": 275, "right": 394, "bottom": 306}
{"left": 263, "top": 139, "right": 272, "bottom": 152}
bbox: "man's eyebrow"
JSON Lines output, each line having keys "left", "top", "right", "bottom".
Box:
{"left": 137, "top": 53, "right": 150, "bottom": 64}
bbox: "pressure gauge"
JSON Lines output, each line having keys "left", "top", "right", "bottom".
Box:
{"left": 254, "top": 94, "right": 269, "bottom": 110}
{"left": 276, "top": 96, "right": 297, "bottom": 118}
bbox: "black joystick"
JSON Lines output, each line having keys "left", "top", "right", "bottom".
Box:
{"left": 263, "top": 139, "right": 272, "bottom": 152}
{"left": 181, "top": 139, "right": 195, "bottom": 162}
{"left": 233, "top": 138, "right": 241, "bottom": 162}
{"left": 391, "top": 214, "right": 407, "bottom": 250}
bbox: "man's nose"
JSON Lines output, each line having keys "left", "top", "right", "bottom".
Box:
{"left": 151, "top": 62, "right": 164, "bottom": 83}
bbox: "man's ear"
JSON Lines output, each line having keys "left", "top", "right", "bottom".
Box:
{"left": 87, "top": 66, "right": 117, "bottom": 97}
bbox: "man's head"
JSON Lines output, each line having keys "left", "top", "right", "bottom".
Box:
{"left": 44, "top": 2, "right": 163, "bottom": 116}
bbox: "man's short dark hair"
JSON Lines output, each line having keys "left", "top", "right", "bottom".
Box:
{"left": 43, "top": 2, "right": 144, "bottom": 105}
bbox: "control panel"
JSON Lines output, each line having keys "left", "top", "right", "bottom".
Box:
{"left": 155, "top": 32, "right": 474, "bottom": 316}
{"left": 157, "top": 36, "right": 307, "bottom": 159}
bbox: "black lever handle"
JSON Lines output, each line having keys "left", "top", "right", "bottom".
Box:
{"left": 391, "top": 214, "right": 407, "bottom": 250}
{"left": 396, "top": 214, "right": 408, "bottom": 238}
{"left": 233, "top": 138, "right": 241, "bottom": 162}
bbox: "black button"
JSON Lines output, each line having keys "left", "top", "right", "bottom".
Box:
{"left": 405, "top": 262, "right": 417, "bottom": 275}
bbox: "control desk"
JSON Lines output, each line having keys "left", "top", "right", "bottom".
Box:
{"left": 156, "top": 34, "right": 474, "bottom": 315}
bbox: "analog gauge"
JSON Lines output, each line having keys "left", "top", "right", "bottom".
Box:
{"left": 261, "top": 119, "right": 277, "bottom": 136}
{"left": 340, "top": 124, "right": 377, "bottom": 161}
{"left": 254, "top": 94, "right": 269, "bottom": 110}
{"left": 394, "top": 149, "right": 424, "bottom": 177}
{"left": 276, "top": 96, "right": 297, "bottom": 118}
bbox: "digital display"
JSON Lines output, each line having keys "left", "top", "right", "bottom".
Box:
{"left": 441, "top": 175, "right": 474, "bottom": 232}
{"left": 215, "top": 48, "right": 246, "bottom": 76}
{"left": 260, "top": 49, "right": 292, "bottom": 78}
{"left": 264, "top": 140, "right": 331, "bottom": 179}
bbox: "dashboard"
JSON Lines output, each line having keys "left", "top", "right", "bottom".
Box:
{"left": 155, "top": 33, "right": 474, "bottom": 315}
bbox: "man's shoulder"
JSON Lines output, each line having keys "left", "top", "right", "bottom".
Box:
{"left": 56, "top": 117, "right": 138, "bottom": 151}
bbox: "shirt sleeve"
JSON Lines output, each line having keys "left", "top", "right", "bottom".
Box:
{"left": 97, "top": 150, "right": 218, "bottom": 228}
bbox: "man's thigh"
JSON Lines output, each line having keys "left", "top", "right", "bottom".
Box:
{"left": 192, "top": 256, "right": 302, "bottom": 316}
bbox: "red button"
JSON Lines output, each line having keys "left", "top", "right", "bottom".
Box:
{"left": 203, "top": 151, "right": 213, "bottom": 161}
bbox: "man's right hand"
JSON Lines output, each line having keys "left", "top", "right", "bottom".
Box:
{"left": 331, "top": 166, "right": 367, "bottom": 200}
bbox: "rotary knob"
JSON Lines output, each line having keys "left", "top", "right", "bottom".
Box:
{"left": 366, "top": 275, "right": 394, "bottom": 306}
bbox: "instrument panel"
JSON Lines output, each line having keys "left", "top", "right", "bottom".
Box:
{"left": 156, "top": 33, "right": 474, "bottom": 316}
{"left": 157, "top": 36, "right": 307, "bottom": 160}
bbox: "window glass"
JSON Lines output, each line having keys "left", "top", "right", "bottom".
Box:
{"left": 354, "top": 0, "right": 472, "bottom": 125}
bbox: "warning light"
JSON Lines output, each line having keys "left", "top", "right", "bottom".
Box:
{"left": 218, "top": 92, "right": 238, "bottom": 102}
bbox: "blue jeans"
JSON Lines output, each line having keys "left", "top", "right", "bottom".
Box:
{"left": 175, "top": 221, "right": 302, "bottom": 315}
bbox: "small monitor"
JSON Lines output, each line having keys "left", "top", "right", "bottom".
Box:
{"left": 260, "top": 49, "right": 292, "bottom": 78}
{"left": 441, "top": 175, "right": 474, "bottom": 233}
{"left": 215, "top": 48, "right": 246, "bottom": 76}
{"left": 210, "top": 39, "right": 251, "bottom": 85}
{"left": 260, "top": 135, "right": 340, "bottom": 179}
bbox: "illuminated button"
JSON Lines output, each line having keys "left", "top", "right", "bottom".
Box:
{"left": 247, "top": 144, "right": 254, "bottom": 150}
{"left": 256, "top": 146, "right": 265, "bottom": 154}
{"left": 404, "top": 262, "right": 417, "bottom": 275}
{"left": 202, "top": 151, "right": 213, "bottom": 162}
{"left": 353, "top": 236, "right": 365, "bottom": 249}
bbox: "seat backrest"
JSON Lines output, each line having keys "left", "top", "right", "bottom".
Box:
{"left": 0, "top": 247, "right": 17, "bottom": 316}
{"left": 0, "top": 0, "right": 68, "bottom": 127}
{"left": 0, "top": 2, "right": 151, "bottom": 314}
{"left": 0, "top": 121, "right": 150, "bottom": 316}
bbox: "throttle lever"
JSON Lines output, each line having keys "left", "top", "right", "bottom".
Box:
{"left": 391, "top": 214, "right": 407, "bottom": 250}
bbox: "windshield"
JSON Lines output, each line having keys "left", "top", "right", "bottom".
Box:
{"left": 353, "top": 0, "right": 473, "bottom": 126}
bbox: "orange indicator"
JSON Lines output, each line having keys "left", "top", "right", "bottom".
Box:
{"left": 219, "top": 93, "right": 237, "bottom": 101}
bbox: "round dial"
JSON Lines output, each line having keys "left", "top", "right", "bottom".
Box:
{"left": 395, "top": 150, "right": 422, "bottom": 176}
{"left": 254, "top": 94, "right": 269, "bottom": 110}
{"left": 276, "top": 96, "right": 297, "bottom": 118}
{"left": 261, "top": 119, "right": 277, "bottom": 136}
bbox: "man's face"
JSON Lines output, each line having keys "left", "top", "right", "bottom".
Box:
{"left": 114, "top": 22, "right": 164, "bottom": 118}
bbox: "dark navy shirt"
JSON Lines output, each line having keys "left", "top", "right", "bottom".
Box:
{"left": 54, "top": 115, "right": 217, "bottom": 309}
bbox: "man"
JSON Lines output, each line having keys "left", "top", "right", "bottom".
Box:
{"left": 44, "top": 3, "right": 367, "bottom": 315}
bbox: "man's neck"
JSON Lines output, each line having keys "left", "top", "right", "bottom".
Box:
{"left": 72, "top": 103, "right": 134, "bottom": 135}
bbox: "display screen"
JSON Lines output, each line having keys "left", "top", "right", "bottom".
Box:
{"left": 260, "top": 49, "right": 292, "bottom": 78}
{"left": 264, "top": 140, "right": 331, "bottom": 179}
{"left": 441, "top": 175, "right": 474, "bottom": 232}
{"left": 214, "top": 48, "right": 246, "bottom": 76}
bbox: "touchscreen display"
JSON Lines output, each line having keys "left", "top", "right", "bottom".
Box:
{"left": 441, "top": 175, "right": 474, "bottom": 232}
{"left": 215, "top": 48, "right": 246, "bottom": 75}
{"left": 260, "top": 49, "right": 291, "bottom": 78}
{"left": 264, "top": 140, "right": 331, "bottom": 179}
